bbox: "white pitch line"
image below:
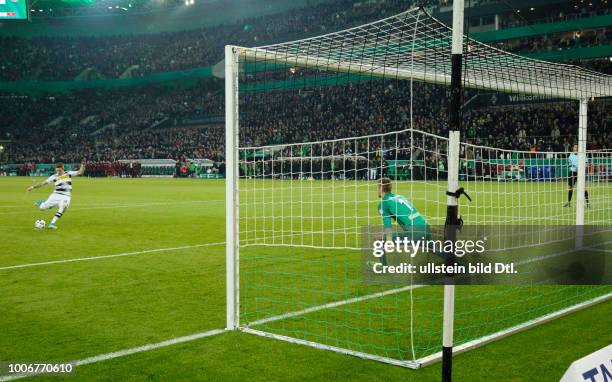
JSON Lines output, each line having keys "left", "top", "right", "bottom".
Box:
{"left": 0, "top": 242, "right": 225, "bottom": 271}
{"left": 589, "top": 248, "right": 612, "bottom": 254}
{"left": 0, "top": 200, "right": 224, "bottom": 215}
{"left": 0, "top": 245, "right": 609, "bottom": 380}
{"left": 0, "top": 286, "right": 423, "bottom": 381}
{"left": 77, "top": 199, "right": 224, "bottom": 210}
{"left": 0, "top": 328, "right": 226, "bottom": 382}
{"left": 248, "top": 284, "right": 424, "bottom": 327}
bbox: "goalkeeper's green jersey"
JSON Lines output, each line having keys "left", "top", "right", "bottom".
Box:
{"left": 377, "top": 193, "right": 428, "bottom": 231}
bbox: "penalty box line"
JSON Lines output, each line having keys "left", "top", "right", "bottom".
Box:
{"left": 0, "top": 199, "right": 225, "bottom": 216}
{"left": 0, "top": 245, "right": 609, "bottom": 379}
{"left": 2, "top": 224, "right": 367, "bottom": 271}
{"left": 0, "top": 328, "right": 227, "bottom": 382}
{"left": 0, "top": 270, "right": 411, "bottom": 380}
{"left": 0, "top": 287, "right": 425, "bottom": 381}
{"left": 0, "top": 242, "right": 226, "bottom": 271}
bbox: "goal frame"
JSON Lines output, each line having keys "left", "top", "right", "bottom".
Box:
{"left": 224, "top": 7, "right": 610, "bottom": 369}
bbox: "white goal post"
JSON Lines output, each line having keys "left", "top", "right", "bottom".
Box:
{"left": 225, "top": 6, "right": 612, "bottom": 370}
{"left": 225, "top": 44, "right": 240, "bottom": 330}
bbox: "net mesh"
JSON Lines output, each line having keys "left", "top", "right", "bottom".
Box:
{"left": 230, "top": 6, "right": 611, "bottom": 368}
{"left": 249, "top": 7, "right": 611, "bottom": 100}
{"left": 237, "top": 131, "right": 611, "bottom": 366}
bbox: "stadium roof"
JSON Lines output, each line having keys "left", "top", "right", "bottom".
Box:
{"left": 239, "top": 7, "right": 612, "bottom": 100}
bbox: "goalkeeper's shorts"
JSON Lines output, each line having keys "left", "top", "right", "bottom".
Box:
{"left": 379, "top": 225, "right": 433, "bottom": 266}
{"left": 393, "top": 224, "right": 432, "bottom": 242}
{"left": 568, "top": 171, "right": 578, "bottom": 188}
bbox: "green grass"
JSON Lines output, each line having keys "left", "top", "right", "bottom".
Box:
{"left": 0, "top": 177, "right": 610, "bottom": 381}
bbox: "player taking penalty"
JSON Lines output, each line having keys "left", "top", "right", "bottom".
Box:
{"left": 27, "top": 161, "right": 86, "bottom": 230}
{"left": 376, "top": 177, "right": 431, "bottom": 265}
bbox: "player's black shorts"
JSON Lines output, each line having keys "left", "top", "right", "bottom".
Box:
{"left": 568, "top": 171, "right": 577, "bottom": 188}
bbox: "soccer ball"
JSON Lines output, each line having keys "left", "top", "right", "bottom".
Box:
{"left": 34, "top": 219, "right": 46, "bottom": 230}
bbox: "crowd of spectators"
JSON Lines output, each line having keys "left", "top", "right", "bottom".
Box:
{"left": 239, "top": 78, "right": 610, "bottom": 155}
{"left": 94, "top": 125, "right": 224, "bottom": 162}
{"left": 2, "top": 72, "right": 610, "bottom": 166}
{"left": 1, "top": 0, "right": 609, "bottom": 167}
{"left": 86, "top": 161, "right": 142, "bottom": 177}
{"left": 493, "top": 27, "right": 611, "bottom": 55}
{"left": 6, "top": 123, "right": 224, "bottom": 164}
{"left": 2, "top": 0, "right": 608, "bottom": 81}
{"left": 1, "top": 81, "right": 222, "bottom": 163}
{"left": 497, "top": 1, "right": 609, "bottom": 28}
{"left": 569, "top": 58, "right": 612, "bottom": 75}
{"left": 464, "top": 102, "right": 610, "bottom": 152}
{"left": 0, "top": 0, "right": 410, "bottom": 81}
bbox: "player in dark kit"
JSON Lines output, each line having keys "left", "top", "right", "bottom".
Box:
{"left": 564, "top": 145, "right": 589, "bottom": 208}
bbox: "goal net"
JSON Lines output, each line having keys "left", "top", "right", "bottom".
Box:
{"left": 225, "top": 7, "right": 612, "bottom": 368}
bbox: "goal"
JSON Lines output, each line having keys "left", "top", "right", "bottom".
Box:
{"left": 224, "top": 7, "right": 612, "bottom": 368}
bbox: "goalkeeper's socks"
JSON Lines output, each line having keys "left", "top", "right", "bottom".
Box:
{"left": 568, "top": 190, "right": 573, "bottom": 203}
{"left": 585, "top": 190, "right": 590, "bottom": 207}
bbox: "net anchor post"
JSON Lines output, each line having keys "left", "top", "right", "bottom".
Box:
{"left": 443, "top": 131, "right": 461, "bottom": 382}
{"left": 443, "top": 0, "right": 465, "bottom": 378}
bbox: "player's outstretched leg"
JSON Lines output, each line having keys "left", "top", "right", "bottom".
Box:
{"left": 49, "top": 201, "right": 68, "bottom": 229}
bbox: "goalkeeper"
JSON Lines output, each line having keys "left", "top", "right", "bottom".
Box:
{"left": 376, "top": 178, "right": 432, "bottom": 264}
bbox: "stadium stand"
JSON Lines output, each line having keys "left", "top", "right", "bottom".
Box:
{"left": 0, "top": 0, "right": 609, "bottom": 169}
{"left": 1, "top": 0, "right": 609, "bottom": 81}
{"left": 0, "top": 0, "right": 411, "bottom": 81}
{"left": 2, "top": 80, "right": 609, "bottom": 164}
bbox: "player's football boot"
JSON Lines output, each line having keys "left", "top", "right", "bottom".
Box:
{"left": 34, "top": 200, "right": 44, "bottom": 207}
{"left": 48, "top": 224, "right": 58, "bottom": 230}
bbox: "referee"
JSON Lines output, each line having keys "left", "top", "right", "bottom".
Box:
{"left": 565, "top": 144, "right": 589, "bottom": 208}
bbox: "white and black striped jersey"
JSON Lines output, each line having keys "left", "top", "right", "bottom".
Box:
{"left": 44, "top": 171, "right": 79, "bottom": 196}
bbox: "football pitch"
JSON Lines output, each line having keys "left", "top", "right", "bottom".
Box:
{"left": 1, "top": 177, "right": 610, "bottom": 381}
